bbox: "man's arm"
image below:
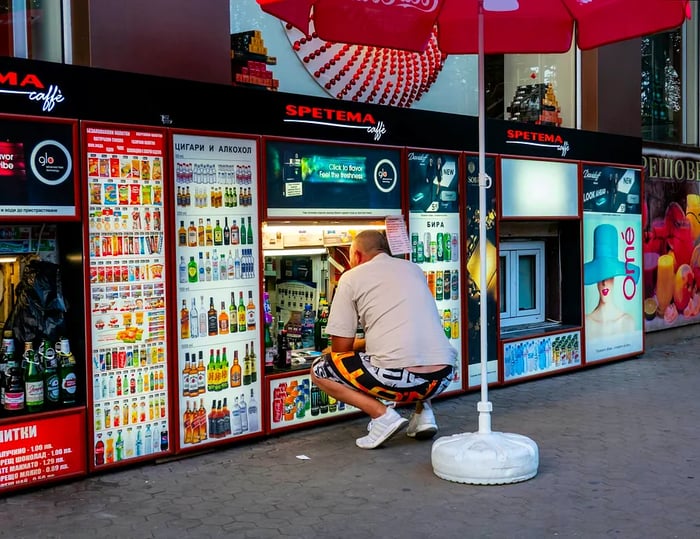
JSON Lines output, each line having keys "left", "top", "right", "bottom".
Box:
{"left": 330, "top": 335, "right": 365, "bottom": 353}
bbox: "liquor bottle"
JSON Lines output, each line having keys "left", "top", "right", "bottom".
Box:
{"left": 187, "top": 220, "right": 198, "bottom": 247}
{"left": 221, "top": 397, "right": 231, "bottom": 436}
{"left": 0, "top": 330, "right": 15, "bottom": 407}
{"left": 246, "top": 216, "right": 253, "bottom": 244}
{"left": 190, "top": 298, "right": 199, "bottom": 339}
{"left": 180, "top": 299, "right": 190, "bottom": 339}
{"left": 198, "top": 252, "right": 205, "bottom": 281}
{"left": 239, "top": 392, "right": 248, "bottom": 432}
{"left": 214, "top": 219, "right": 223, "bottom": 245}
{"left": 178, "top": 220, "right": 187, "bottom": 246}
{"left": 264, "top": 318, "right": 275, "bottom": 373}
{"left": 249, "top": 341, "right": 257, "bottom": 383}
{"left": 230, "top": 350, "right": 242, "bottom": 387}
{"left": 206, "top": 349, "right": 216, "bottom": 392}
{"left": 234, "top": 249, "right": 242, "bottom": 279}
{"left": 232, "top": 186, "right": 238, "bottom": 208}
{"left": 246, "top": 290, "right": 257, "bottom": 331}
{"left": 227, "top": 250, "right": 235, "bottom": 280}
{"left": 182, "top": 353, "right": 191, "bottom": 397}
{"left": 197, "top": 218, "right": 205, "bottom": 246}
{"left": 178, "top": 256, "right": 187, "bottom": 283}
{"left": 223, "top": 217, "right": 230, "bottom": 245}
{"left": 242, "top": 343, "right": 251, "bottom": 386}
{"left": 219, "top": 253, "right": 227, "bottom": 280}
{"left": 231, "top": 219, "right": 240, "bottom": 245}
{"left": 218, "top": 301, "right": 230, "bottom": 335}
{"left": 247, "top": 388, "right": 259, "bottom": 432}
{"left": 24, "top": 342, "right": 44, "bottom": 412}
{"left": 196, "top": 351, "right": 206, "bottom": 395}
{"left": 207, "top": 399, "right": 217, "bottom": 439}
{"left": 220, "top": 347, "right": 229, "bottom": 390}
{"left": 197, "top": 398, "right": 207, "bottom": 442}
{"left": 40, "top": 339, "right": 59, "bottom": 408}
{"left": 207, "top": 297, "right": 218, "bottom": 336}
{"left": 205, "top": 218, "right": 213, "bottom": 246}
{"left": 199, "top": 296, "right": 207, "bottom": 337}
{"left": 229, "top": 292, "right": 238, "bottom": 333}
{"left": 240, "top": 218, "right": 247, "bottom": 245}
{"left": 237, "top": 291, "right": 246, "bottom": 333}
{"left": 187, "top": 256, "right": 198, "bottom": 283}
{"left": 276, "top": 329, "right": 291, "bottom": 369}
{"left": 3, "top": 332, "right": 23, "bottom": 413}
{"left": 231, "top": 396, "right": 242, "bottom": 435}
{"left": 204, "top": 252, "right": 212, "bottom": 281}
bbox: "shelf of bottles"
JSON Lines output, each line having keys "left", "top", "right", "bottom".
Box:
{"left": 503, "top": 330, "right": 581, "bottom": 381}
{"left": 172, "top": 133, "right": 262, "bottom": 449}
{"left": 85, "top": 125, "right": 170, "bottom": 466}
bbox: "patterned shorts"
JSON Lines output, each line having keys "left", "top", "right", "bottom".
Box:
{"left": 311, "top": 351, "right": 453, "bottom": 403}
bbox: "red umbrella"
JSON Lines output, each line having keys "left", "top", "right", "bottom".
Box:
{"left": 255, "top": 0, "right": 691, "bottom": 484}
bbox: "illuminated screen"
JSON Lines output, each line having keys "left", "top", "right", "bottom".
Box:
{"left": 266, "top": 140, "right": 401, "bottom": 218}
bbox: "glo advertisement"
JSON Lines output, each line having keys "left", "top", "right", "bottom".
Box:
{"left": 0, "top": 116, "right": 77, "bottom": 217}
{"left": 265, "top": 139, "right": 402, "bottom": 218}
{"left": 583, "top": 213, "right": 643, "bottom": 363}
{"left": 642, "top": 148, "right": 700, "bottom": 331}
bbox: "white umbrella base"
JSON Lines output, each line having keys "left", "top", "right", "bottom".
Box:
{"left": 431, "top": 431, "right": 539, "bottom": 485}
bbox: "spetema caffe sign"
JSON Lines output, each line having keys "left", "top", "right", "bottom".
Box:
{"left": 0, "top": 71, "right": 65, "bottom": 112}
{"left": 284, "top": 104, "right": 387, "bottom": 141}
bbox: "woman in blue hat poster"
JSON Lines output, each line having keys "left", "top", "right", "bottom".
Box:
{"left": 584, "top": 223, "right": 641, "bottom": 359}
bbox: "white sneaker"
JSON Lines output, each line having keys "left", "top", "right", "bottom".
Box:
{"left": 356, "top": 408, "right": 408, "bottom": 449}
{"left": 406, "top": 402, "right": 438, "bottom": 440}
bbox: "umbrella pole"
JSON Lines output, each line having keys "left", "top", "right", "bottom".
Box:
{"left": 430, "top": 0, "right": 539, "bottom": 485}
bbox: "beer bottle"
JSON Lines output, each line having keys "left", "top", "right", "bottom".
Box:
{"left": 4, "top": 341, "right": 24, "bottom": 414}
{"left": 24, "top": 342, "right": 44, "bottom": 413}
{"left": 40, "top": 339, "right": 59, "bottom": 408}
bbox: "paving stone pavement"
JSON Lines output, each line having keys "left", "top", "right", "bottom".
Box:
{"left": 2, "top": 336, "right": 700, "bottom": 539}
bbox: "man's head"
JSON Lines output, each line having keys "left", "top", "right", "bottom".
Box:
{"left": 349, "top": 229, "right": 390, "bottom": 267}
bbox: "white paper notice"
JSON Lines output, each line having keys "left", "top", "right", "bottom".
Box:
{"left": 385, "top": 216, "right": 411, "bottom": 256}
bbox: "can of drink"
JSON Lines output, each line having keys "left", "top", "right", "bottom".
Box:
{"left": 427, "top": 271, "right": 436, "bottom": 297}
{"left": 444, "top": 233, "right": 451, "bottom": 261}
{"left": 452, "top": 269, "right": 459, "bottom": 300}
{"left": 443, "top": 269, "right": 451, "bottom": 300}
{"left": 411, "top": 233, "right": 418, "bottom": 262}
{"left": 436, "top": 271, "right": 443, "bottom": 301}
{"left": 436, "top": 233, "right": 444, "bottom": 261}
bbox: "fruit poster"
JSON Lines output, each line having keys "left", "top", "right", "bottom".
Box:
{"left": 642, "top": 146, "right": 700, "bottom": 332}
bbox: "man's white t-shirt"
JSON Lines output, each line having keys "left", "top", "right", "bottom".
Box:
{"left": 325, "top": 253, "right": 457, "bottom": 369}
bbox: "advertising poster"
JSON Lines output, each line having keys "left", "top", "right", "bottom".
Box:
{"left": 265, "top": 139, "right": 402, "bottom": 218}
{"left": 407, "top": 150, "right": 463, "bottom": 392}
{"left": 0, "top": 410, "right": 87, "bottom": 492}
{"left": 465, "top": 156, "right": 497, "bottom": 387}
{"left": 583, "top": 212, "right": 643, "bottom": 363}
{"left": 0, "top": 116, "right": 77, "bottom": 217}
{"left": 85, "top": 124, "right": 170, "bottom": 467}
{"left": 172, "top": 133, "right": 262, "bottom": 449}
{"left": 642, "top": 147, "right": 700, "bottom": 331}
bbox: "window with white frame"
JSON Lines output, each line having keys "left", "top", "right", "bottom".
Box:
{"left": 499, "top": 240, "right": 545, "bottom": 328}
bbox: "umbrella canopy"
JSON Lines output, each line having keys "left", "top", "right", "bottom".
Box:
{"left": 257, "top": 0, "right": 691, "bottom": 55}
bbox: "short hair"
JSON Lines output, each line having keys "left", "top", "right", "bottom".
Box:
{"left": 354, "top": 229, "right": 390, "bottom": 255}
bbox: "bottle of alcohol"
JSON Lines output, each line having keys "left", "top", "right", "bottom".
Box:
{"left": 214, "top": 219, "right": 223, "bottom": 245}
{"left": 199, "top": 296, "right": 207, "bottom": 337}
{"left": 231, "top": 396, "right": 242, "bottom": 435}
{"left": 197, "top": 218, "right": 205, "bottom": 246}
{"left": 197, "top": 399, "right": 207, "bottom": 442}
{"left": 240, "top": 218, "right": 247, "bottom": 246}
{"left": 264, "top": 318, "right": 275, "bottom": 373}
{"left": 40, "top": 339, "right": 59, "bottom": 408}
{"left": 223, "top": 217, "right": 230, "bottom": 245}
{"left": 231, "top": 219, "right": 240, "bottom": 245}
{"left": 196, "top": 351, "right": 206, "bottom": 395}
{"left": 220, "top": 347, "right": 229, "bottom": 390}
{"left": 242, "top": 343, "right": 251, "bottom": 386}
{"left": 182, "top": 353, "right": 191, "bottom": 397}
{"left": 206, "top": 348, "right": 216, "bottom": 392}
{"left": 207, "top": 297, "right": 218, "bottom": 336}
{"left": 230, "top": 350, "right": 242, "bottom": 387}
{"left": 205, "top": 218, "right": 213, "bottom": 246}
{"left": 207, "top": 399, "right": 217, "bottom": 439}
{"left": 190, "top": 298, "right": 199, "bottom": 339}
{"left": 0, "top": 330, "right": 15, "bottom": 408}
{"left": 184, "top": 401, "right": 193, "bottom": 444}
{"left": 229, "top": 292, "right": 238, "bottom": 333}
{"left": 234, "top": 249, "right": 242, "bottom": 279}
{"left": 222, "top": 397, "right": 231, "bottom": 436}
{"left": 239, "top": 392, "right": 248, "bottom": 432}
{"left": 276, "top": 329, "right": 291, "bottom": 369}
{"left": 178, "top": 220, "right": 187, "bottom": 246}
{"left": 247, "top": 388, "right": 259, "bottom": 432}
{"left": 180, "top": 299, "right": 190, "bottom": 339}
{"left": 204, "top": 252, "right": 212, "bottom": 281}
{"left": 187, "top": 220, "right": 198, "bottom": 247}
{"left": 218, "top": 301, "right": 230, "bottom": 335}
{"left": 187, "top": 256, "right": 198, "bottom": 283}
{"left": 198, "top": 252, "right": 205, "bottom": 282}
{"left": 178, "top": 256, "right": 187, "bottom": 283}
{"left": 246, "top": 290, "right": 257, "bottom": 331}
{"left": 237, "top": 291, "right": 246, "bottom": 333}
{"left": 249, "top": 341, "right": 257, "bottom": 383}
{"left": 24, "top": 342, "right": 44, "bottom": 413}
{"left": 246, "top": 216, "right": 253, "bottom": 245}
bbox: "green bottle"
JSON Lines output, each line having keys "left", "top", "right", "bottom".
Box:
{"left": 187, "top": 256, "right": 198, "bottom": 282}
{"left": 23, "top": 342, "right": 44, "bottom": 413}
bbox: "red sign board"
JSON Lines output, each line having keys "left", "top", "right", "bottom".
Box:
{"left": 0, "top": 410, "right": 87, "bottom": 492}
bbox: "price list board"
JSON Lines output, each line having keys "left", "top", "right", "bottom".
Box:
{"left": 83, "top": 124, "right": 171, "bottom": 469}
{"left": 171, "top": 132, "right": 263, "bottom": 451}
{"left": 0, "top": 410, "right": 87, "bottom": 492}
{"left": 406, "top": 150, "right": 464, "bottom": 392}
